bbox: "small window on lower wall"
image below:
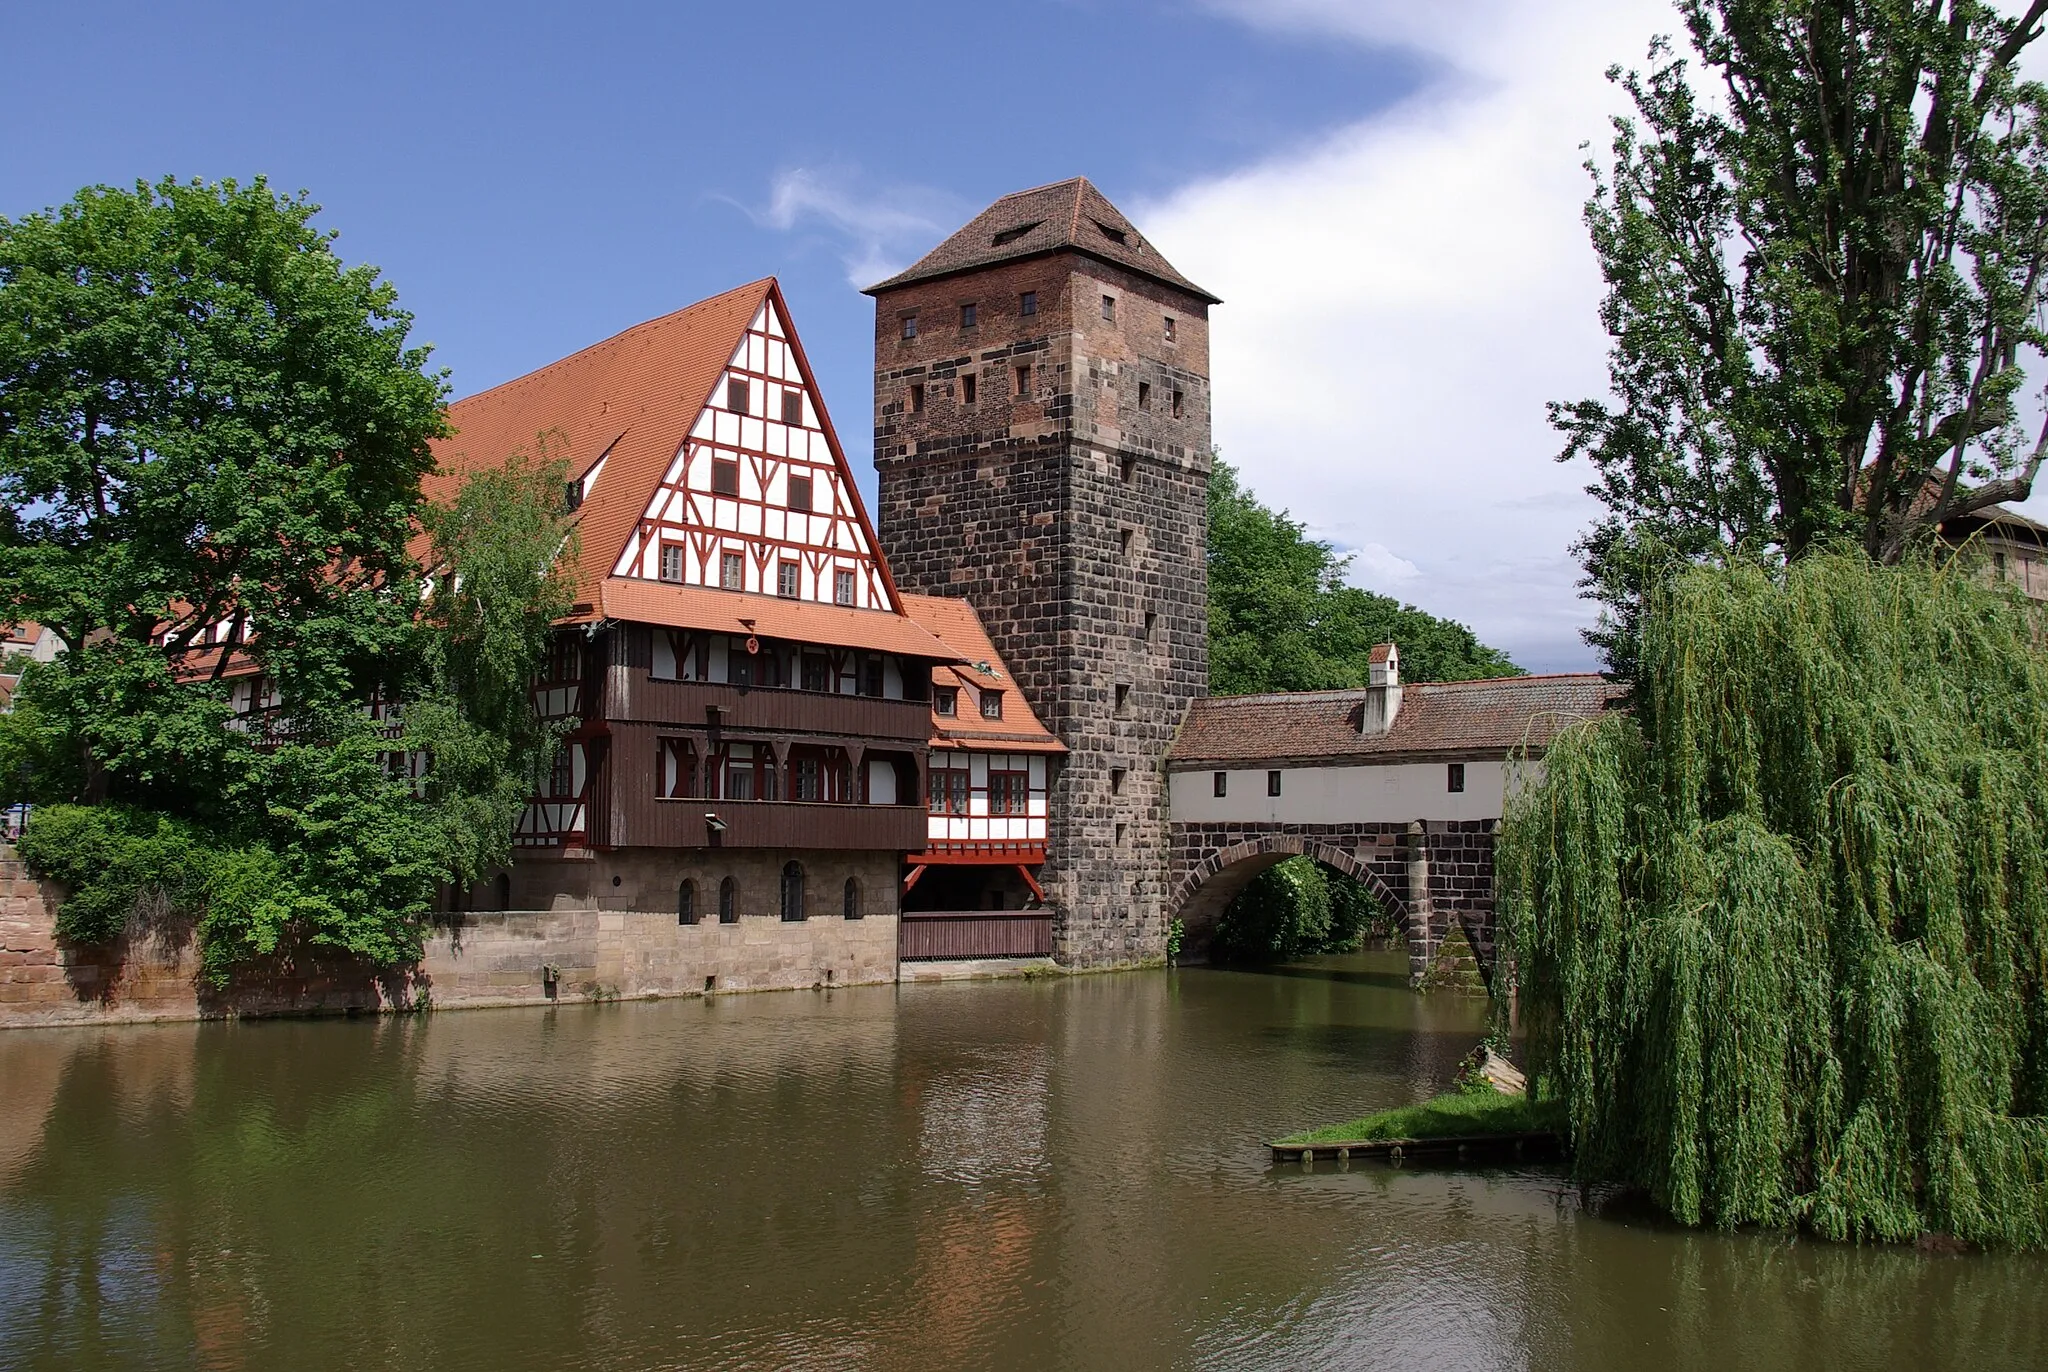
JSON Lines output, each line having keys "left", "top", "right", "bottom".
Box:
{"left": 1267, "top": 770, "right": 1282, "bottom": 797}
{"left": 1448, "top": 763, "right": 1466, "bottom": 793}
{"left": 719, "top": 877, "right": 738, "bottom": 924}
{"left": 678, "top": 879, "right": 697, "bottom": 926}
{"left": 781, "top": 861, "right": 806, "bottom": 922}
{"left": 1213, "top": 771, "right": 1227, "bottom": 798}
{"left": 843, "top": 877, "right": 861, "bottom": 920}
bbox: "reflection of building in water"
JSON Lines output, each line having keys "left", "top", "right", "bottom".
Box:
{"left": 916, "top": 1047, "right": 1051, "bottom": 1185}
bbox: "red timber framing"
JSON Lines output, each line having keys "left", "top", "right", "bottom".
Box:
{"left": 610, "top": 293, "right": 895, "bottom": 614}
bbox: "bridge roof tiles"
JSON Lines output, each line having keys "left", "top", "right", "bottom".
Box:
{"left": 1168, "top": 674, "right": 1621, "bottom": 768}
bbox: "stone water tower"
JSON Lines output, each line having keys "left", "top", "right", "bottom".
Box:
{"left": 865, "top": 179, "right": 1218, "bottom": 966}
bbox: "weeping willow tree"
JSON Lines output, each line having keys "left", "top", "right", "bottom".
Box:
{"left": 1498, "top": 550, "right": 2048, "bottom": 1247}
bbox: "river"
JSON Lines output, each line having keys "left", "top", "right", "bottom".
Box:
{"left": 1, "top": 948, "right": 2043, "bottom": 1371}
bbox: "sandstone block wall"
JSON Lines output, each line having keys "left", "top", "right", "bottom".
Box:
{"left": 0, "top": 845, "right": 899, "bottom": 1030}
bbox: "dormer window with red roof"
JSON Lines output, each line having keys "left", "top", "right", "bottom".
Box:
{"left": 935, "top": 686, "right": 958, "bottom": 717}
{"left": 980, "top": 689, "right": 1004, "bottom": 720}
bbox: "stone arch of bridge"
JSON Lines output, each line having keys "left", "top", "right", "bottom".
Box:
{"left": 1167, "top": 834, "right": 1421, "bottom": 967}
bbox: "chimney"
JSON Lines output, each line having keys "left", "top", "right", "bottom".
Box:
{"left": 1361, "top": 643, "right": 1402, "bottom": 734}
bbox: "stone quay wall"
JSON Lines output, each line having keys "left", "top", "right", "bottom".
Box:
{"left": 0, "top": 846, "right": 899, "bottom": 1031}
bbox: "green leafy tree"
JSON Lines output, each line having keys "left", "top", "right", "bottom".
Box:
{"left": 1498, "top": 551, "right": 2048, "bottom": 1247}
{"left": 1557, "top": 2, "right": 2048, "bottom": 670}
{"left": 0, "top": 178, "right": 574, "bottom": 979}
{"left": 1208, "top": 458, "right": 1521, "bottom": 694}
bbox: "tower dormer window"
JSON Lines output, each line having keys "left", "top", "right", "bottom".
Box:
{"left": 993, "top": 222, "right": 1040, "bottom": 247}
{"left": 1094, "top": 220, "right": 1127, "bottom": 245}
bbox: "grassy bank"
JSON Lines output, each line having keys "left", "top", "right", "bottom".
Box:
{"left": 1277, "top": 1092, "right": 1565, "bottom": 1146}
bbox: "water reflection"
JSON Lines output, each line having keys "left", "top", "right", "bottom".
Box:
{"left": 0, "top": 951, "right": 2043, "bottom": 1371}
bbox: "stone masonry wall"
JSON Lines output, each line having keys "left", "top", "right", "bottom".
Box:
{"left": 873, "top": 256, "right": 1212, "bottom": 969}
{"left": 0, "top": 845, "right": 898, "bottom": 1030}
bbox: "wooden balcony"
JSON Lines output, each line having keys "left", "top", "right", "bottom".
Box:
{"left": 603, "top": 674, "right": 931, "bottom": 742}
{"left": 615, "top": 796, "right": 928, "bottom": 851}
{"left": 899, "top": 910, "right": 1055, "bottom": 961}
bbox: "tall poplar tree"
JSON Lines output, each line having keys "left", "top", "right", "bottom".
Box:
{"left": 1556, "top": 1, "right": 2048, "bottom": 669}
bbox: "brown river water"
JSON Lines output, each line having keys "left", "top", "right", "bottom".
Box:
{"left": 2, "top": 948, "right": 2044, "bottom": 1371}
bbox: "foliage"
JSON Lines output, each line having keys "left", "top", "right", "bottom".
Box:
{"left": 1279, "top": 1092, "right": 1567, "bottom": 1147}
{"left": 1165, "top": 917, "right": 1185, "bottom": 966}
{"left": 0, "top": 176, "right": 447, "bottom": 802}
{"left": 1212, "top": 859, "right": 1395, "bottom": 962}
{"left": 0, "top": 179, "right": 574, "bottom": 979}
{"left": 1498, "top": 551, "right": 2048, "bottom": 1247}
{"left": 1208, "top": 458, "right": 1522, "bottom": 693}
{"left": 16, "top": 805, "right": 209, "bottom": 944}
{"left": 1556, "top": 2, "right": 2048, "bottom": 672}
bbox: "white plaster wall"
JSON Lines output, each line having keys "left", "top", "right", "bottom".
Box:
{"left": 1168, "top": 760, "right": 1511, "bottom": 825}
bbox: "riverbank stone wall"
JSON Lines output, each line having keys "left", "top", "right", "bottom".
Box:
{"left": 0, "top": 845, "right": 898, "bottom": 1030}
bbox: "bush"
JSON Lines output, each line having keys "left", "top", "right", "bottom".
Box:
{"left": 17, "top": 804, "right": 208, "bottom": 943}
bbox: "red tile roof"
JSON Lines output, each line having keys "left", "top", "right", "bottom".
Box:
{"left": 864, "top": 177, "right": 1219, "bottom": 303}
{"left": 426, "top": 281, "right": 776, "bottom": 605}
{"left": 1169, "top": 675, "right": 1621, "bottom": 768}
{"left": 599, "top": 579, "right": 963, "bottom": 662}
{"left": 898, "top": 594, "right": 1064, "bottom": 753}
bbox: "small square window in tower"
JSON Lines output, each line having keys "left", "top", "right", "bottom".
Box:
{"left": 1015, "top": 364, "right": 1031, "bottom": 397}
{"left": 720, "top": 552, "right": 744, "bottom": 591}
{"left": 901, "top": 314, "right": 918, "bottom": 340}
{"left": 1120, "top": 455, "right": 1136, "bottom": 483}
{"left": 1114, "top": 822, "right": 1127, "bottom": 846}
{"left": 712, "top": 458, "right": 739, "bottom": 496}
{"left": 961, "top": 373, "right": 977, "bottom": 405}
{"left": 1171, "top": 389, "right": 1185, "bottom": 419}
{"left": 727, "top": 377, "right": 749, "bottom": 414}
{"left": 834, "top": 569, "right": 855, "bottom": 605}
{"left": 910, "top": 383, "right": 925, "bottom": 414}
{"left": 776, "top": 560, "right": 800, "bottom": 598}
{"left": 1101, "top": 294, "right": 1116, "bottom": 322}
{"left": 1114, "top": 684, "right": 1131, "bottom": 715}
{"left": 1138, "top": 381, "right": 1151, "bottom": 411}
{"left": 1448, "top": 763, "right": 1466, "bottom": 793}
{"left": 1213, "top": 771, "right": 1228, "bottom": 798}
{"left": 787, "top": 475, "right": 813, "bottom": 512}
{"left": 979, "top": 688, "right": 1004, "bottom": 720}
{"left": 960, "top": 302, "right": 977, "bottom": 328}
{"left": 1019, "top": 290, "right": 1037, "bottom": 316}
{"left": 1164, "top": 315, "right": 1177, "bottom": 342}
{"left": 658, "top": 544, "right": 684, "bottom": 583}
{"left": 781, "top": 389, "right": 804, "bottom": 425}
{"left": 1119, "top": 527, "right": 1134, "bottom": 555}
{"left": 934, "top": 686, "right": 958, "bottom": 717}
{"left": 1110, "top": 767, "right": 1126, "bottom": 795}
{"left": 1267, "top": 770, "right": 1283, "bottom": 796}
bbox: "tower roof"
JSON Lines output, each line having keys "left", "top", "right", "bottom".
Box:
{"left": 863, "top": 177, "right": 1220, "bottom": 304}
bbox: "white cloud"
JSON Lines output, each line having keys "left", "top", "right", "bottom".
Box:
{"left": 745, "top": 169, "right": 963, "bottom": 289}
{"left": 1144, "top": 0, "right": 1675, "bottom": 671}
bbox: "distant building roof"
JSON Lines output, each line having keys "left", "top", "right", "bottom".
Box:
{"left": 863, "top": 177, "right": 1219, "bottom": 303}
{"left": 1169, "top": 675, "right": 1621, "bottom": 768}
{"left": 898, "top": 594, "right": 1064, "bottom": 754}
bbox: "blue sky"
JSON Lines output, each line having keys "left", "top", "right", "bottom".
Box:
{"left": 5, "top": 0, "right": 1696, "bottom": 672}
{"left": 3, "top": 1, "right": 1417, "bottom": 466}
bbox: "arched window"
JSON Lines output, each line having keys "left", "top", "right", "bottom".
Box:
{"left": 781, "top": 861, "right": 806, "bottom": 922}
{"left": 678, "top": 878, "right": 697, "bottom": 926}
{"left": 718, "top": 876, "right": 738, "bottom": 924}
{"left": 843, "top": 877, "right": 861, "bottom": 920}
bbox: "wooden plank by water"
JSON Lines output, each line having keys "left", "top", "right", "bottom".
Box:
{"left": 1268, "top": 1131, "right": 1562, "bottom": 1166}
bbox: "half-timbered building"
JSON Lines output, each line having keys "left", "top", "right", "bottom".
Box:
{"left": 428, "top": 279, "right": 981, "bottom": 987}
